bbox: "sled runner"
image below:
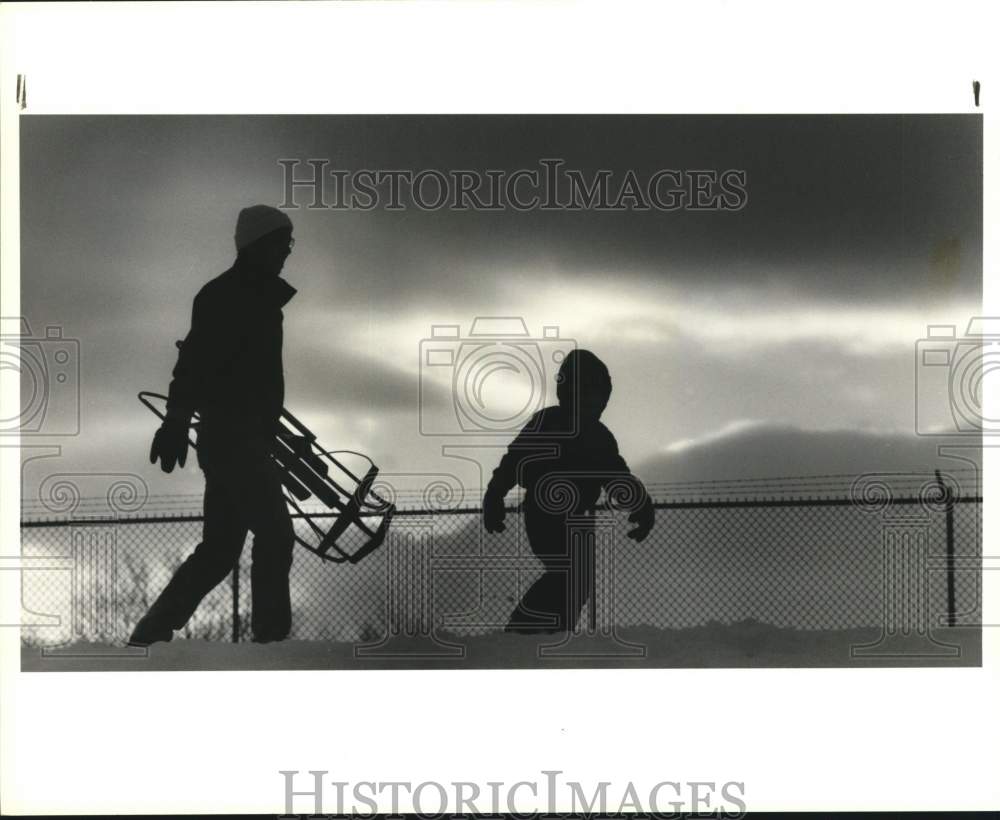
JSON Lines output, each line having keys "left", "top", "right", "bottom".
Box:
{"left": 138, "top": 391, "right": 395, "bottom": 564}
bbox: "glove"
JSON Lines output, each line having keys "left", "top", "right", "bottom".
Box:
{"left": 626, "top": 497, "right": 654, "bottom": 542}
{"left": 483, "top": 489, "right": 506, "bottom": 534}
{"left": 149, "top": 419, "right": 190, "bottom": 473}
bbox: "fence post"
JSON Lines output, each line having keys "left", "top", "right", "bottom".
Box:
{"left": 850, "top": 472, "right": 959, "bottom": 659}
{"left": 588, "top": 529, "right": 597, "bottom": 632}
{"left": 936, "top": 470, "right": 956, "bottom": 627}
{"left": 231, "top": 564, "right": 240, "bottom": 643}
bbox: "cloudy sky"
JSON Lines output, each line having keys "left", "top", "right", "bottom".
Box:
{"left": 18, "top": 115, "right": 982, "bottom": 506}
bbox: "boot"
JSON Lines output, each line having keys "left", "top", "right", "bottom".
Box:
{"left": 127, "top": 613, "right": 174, "bottom": 647}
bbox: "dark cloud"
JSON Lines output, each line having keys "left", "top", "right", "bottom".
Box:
{"left": 21, "top": 115, "right": 982, "bottom": 316}
{"left": 17, "top": 115, "right": 981, "bottom": 505}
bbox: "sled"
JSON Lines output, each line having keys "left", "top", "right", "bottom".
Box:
{"left": 138, "top": 391, "right": 395, "bottom": 564}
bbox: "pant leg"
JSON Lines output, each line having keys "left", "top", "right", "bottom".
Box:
{"left": 506, "top": 508, "right": 593, "bottom": 633}
{"left": 138, "top": 471, "right": 249, "bottom": 633}
{"left": 134, "top": 432, "right": 293, "bottom": 641}
{"left": 197, "top": 432, "right": 295, "bottom": 641}
{"left": 243, "top": 457, "right": 295, "bottom": 641}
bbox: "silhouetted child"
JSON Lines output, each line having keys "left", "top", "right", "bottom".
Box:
{"left": 483, "top": 349, "right": 654, "bottom": 633}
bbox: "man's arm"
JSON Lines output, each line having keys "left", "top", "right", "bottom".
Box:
{"left": 151, "top": 287, "right": 240, "bottom": 473}
{"left": 164, "top": 289, "right": 240, "bottom": 423}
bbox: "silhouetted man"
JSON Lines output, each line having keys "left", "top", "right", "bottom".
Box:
{"left": 129, "top": 205, "right": 298, "bottom": 646}
{"left": 483, "top": 349, "right": 655, "bottom": 633}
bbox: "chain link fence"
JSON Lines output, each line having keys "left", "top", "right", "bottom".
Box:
{"left": 19, "top": 472, "right": 982, "bottom": 649}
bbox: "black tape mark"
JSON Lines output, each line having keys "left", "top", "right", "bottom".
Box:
{"left": 16, "top": 74, "right": 26, "bottom": 111}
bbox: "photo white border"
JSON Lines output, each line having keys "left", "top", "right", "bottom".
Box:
{"left": 1, "top": 1, "right": 997, "bottom": 814}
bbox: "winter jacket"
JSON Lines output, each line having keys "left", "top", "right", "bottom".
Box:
{"left": 165, "top": 265, "right": 296, "bottom": 437}
{"left": 486, "top": 405, "right": 647, "bottom": 516}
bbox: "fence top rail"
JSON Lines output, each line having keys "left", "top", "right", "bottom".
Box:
{"left": 19, "top": 494, "right": 983, "bottom": 527}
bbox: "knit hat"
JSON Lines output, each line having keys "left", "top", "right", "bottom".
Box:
{"left": 234, "top": 205, "right": 293, "bottom": 250}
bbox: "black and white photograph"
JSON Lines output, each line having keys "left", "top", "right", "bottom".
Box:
{"left": 14, "top": 113, "right": 984, "bottom": 672}
{"left": 1, "top": 2, "right": 997, "bottom": 817}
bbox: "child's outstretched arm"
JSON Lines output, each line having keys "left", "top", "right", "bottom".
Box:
{"left": 624, "top": 483, "right": 655, "bottom": 541}
{"left": 483, "top": 438, "right": 524, "bottom": 534}
{"left": 602, "top": 434, "right": 655, "bottom": 542}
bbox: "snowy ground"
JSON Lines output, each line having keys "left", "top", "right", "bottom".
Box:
{"left": 20, "top": 622, "right": 981, "bottom": 671}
